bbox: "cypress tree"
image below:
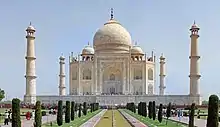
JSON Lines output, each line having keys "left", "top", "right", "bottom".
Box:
{"left": 142, "top": 102, "right": 147, "bottom": 117}
{"left": 152, "top": 101, "right": 156, "bottom": 120}
{"left": 138, "top": 102, "right": 140, "bottom": 115}
{"left": 57, "top": 100, "right": 63, "bottom": 126}
{"left": 158, "top": 104, "right": 163, "bottom": 123}
{"left": 12, "top": 98, "right": 21, "bottom": 127}
{"left": 78, "top": 104, "right": 82, "bottom": 118}
{"left": 207, "top": 95, "right": 219, "bottom": 127}
{"left": 166, "top": 102, "right": 171, "bottom": 125}
{"left": 71, "top": 101, "right": 75, "bottom": 121}
{"left": 189, "top": 103, "right": 195, "bottom": 127}
{"left": 35, "top": 101, "right": 42, "bottom": 127}
{"left": 65, "top": 101, "right": 70, "bottom": 123}
{"left": 148, "top": 101, "right": 153, "bottom": 119}
{"left": 90, "top": 103, "right": 93, "bottom": 113}
{"left": 83, "top": 102, "right": 87, "bottom": 116}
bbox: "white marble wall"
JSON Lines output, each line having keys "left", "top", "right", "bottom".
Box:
{"left": 36, "top": 95, "right": 201, "bottom": 105}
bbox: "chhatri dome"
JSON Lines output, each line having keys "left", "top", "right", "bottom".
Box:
{"left": 93, "top": 8, "right": 132, "bottom": 53}
{"left": 131, "top": 42, "right": 144, "bottom": 54}
{"left": 82, "top": 42, "right": 95, "bottom": 55}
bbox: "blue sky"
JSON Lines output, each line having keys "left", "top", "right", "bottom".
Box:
{"left": 0, "top": 0, "right": 219, "bottom": 101}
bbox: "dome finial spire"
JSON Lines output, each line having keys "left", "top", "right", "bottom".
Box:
{"left": 88, "top": 41, "right": 90, "bottom": 45}
{"left": 29, "top": 21, "right": 32, "bottom": 26}
{"left": 110, "top": 8, "right": 114, "bottom": 20}
{"left": 135, "top": 41, "right": 137, "bottom": 45}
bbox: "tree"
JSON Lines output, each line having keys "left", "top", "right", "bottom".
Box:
{"left": 57, "top": 100, "right": 63, "bottom": 126}
{"left": 152, "top": 101, "right": 156, "bottom": 120}
{"left": 78, "top": 104, "right": 82, "bottom": 118}
{"left": 12, "top": 98, "right": 21, "bottom": 127}
{"left": 0, "top": 89, "right": 5, "bottom": 101}
{"left": 71, "top": 101, "right": 75, "bottom": 121}
{"left": 189, "top": 103, "right": 195, "bottom": 127}
{"left": 65, "top": 101, "right": 70, "bottom": 123}
{"left": 35, "top": 101, "right": 42, "bottom": 127}
{"left": 166, "top": 102, "right": 171, "bottom": 125}
{"left": 148, "top": 101, "right": 153, "bottom": 119}
{"left": 158, "top": 104, "right": 163, "bottom": 123}
{"left": 83, "top": 102, "right": 87, "bottom": 116}
{"left": 207, "top": 95, "right": 219, "bottom": 127}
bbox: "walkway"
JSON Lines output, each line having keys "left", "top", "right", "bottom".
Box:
{"left": 80, "top": 109, "right": 107, "bottom": 127}
{"left": 119, "top": 110, "right": 148, "bottom": 127}
{"left": 1, "top": 115, "right": 56, "bottom": 127}
{"left": 169, "top": 116, "right": 207, "bottom": 127}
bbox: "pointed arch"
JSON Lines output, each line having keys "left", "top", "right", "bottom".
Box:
{"left": 148, "top": 68, "right": 153, "bottom": 80}
{"left": 82, "top": 69, "right": 92, "bottom": 80}
{"left": 133, "top": 68, "right": 142, "bottom": 80}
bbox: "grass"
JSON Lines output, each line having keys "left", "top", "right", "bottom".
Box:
{"left": 114, "top": 110, "right": 132, "bottom": 127}
{"left": 42, "top": 109, "right": 101, "bottom": 127}
{"left": 124, "top": 109, "right": 187, "bottom": 127}
{"left": 95, "top": 110, "right": 112, "bottom": 127}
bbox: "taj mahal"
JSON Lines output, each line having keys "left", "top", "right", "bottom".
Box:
{"left": 23, "top": 9, "right": 201, "bottom": 105}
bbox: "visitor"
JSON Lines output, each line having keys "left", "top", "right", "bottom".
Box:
{"left": 32, "top": 111, "right": 35, "bottom": 120}
{"left": 4, "top": 110, "right": 9, "bottom": 125}
{"left": 8, "top": 109, "right": 12, "bottom": 122}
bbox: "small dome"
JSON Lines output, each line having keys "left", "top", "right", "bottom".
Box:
{"left": 26, "top": 22, "right": 36, "bottom": 31}
{"left": 93, "top": 19, "right": 132, "bottom": 53}
{"left": 82, "top": 45, "right": 94, "bottom": 55}
{"left": 190, "top": 21, "right": 199, "bottom": 30}
{"left": 131, "top": 45, "right": 144, "bottom": 54}
{"left": 59, "top": 55, "right": 65, "bottom": 60}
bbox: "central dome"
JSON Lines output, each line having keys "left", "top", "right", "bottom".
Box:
{"left": 93, "top": 19, "right": 132, "bottom": 53}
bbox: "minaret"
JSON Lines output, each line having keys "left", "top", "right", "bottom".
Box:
{"left": 24, "top": 22, "right": 37, "bottom": 104}
{"left": 189, "top": 21, "right": 201, "bottom": 98}
{"left": 159, "top": 53, "right": 166, "bottom": 95}
{"left": 59, "top": 54, "right": 66, "bottom": 96}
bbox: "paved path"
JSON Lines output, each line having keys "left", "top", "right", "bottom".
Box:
{"left": 119, "top": 110, "right": 148, "bottom": 127}
{"left": 169, "top": 116, "right": 207, "bottom": 127}
{"left": 80, "top": 109, "right": 107, "bottom": 127}
{"left": 1, "top": 115, "right": 57, "bottom": 127}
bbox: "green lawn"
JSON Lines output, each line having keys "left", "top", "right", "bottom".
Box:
{"left": 42, "top": 109, "right": 101, "bottom": 127}
{"left": 124, "top": 109, "right": 187, "bottom": 127}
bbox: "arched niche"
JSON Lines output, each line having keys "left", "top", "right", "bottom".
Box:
{"left": 148, "top": 68, "right": 153, "bottom": 80}
{"left": 82, "top": 69, "right": 92, "bottom": 80}
{"left": 133, "top": 68, "right": 142, "bottom": 80}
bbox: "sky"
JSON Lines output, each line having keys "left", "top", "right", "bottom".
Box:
{"left": 0, "top": 0, "right": 219, "bottom": 101}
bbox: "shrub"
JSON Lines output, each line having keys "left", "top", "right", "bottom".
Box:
{"left": 41, "top": 111, "right": 46, "bottom": 116}
{"left": 57, "top": 100, "right": 63, "bottom": 126}
{"left": 83, "top": 102, "right": 87, "bottom": 116}
{"left": 152, "top": 101, "right": 156, "bottom": 120}
{"left": 35, "top": 101, "right": 42, "bottom": 127}
{"left": 166, "top": 102, "right": 171, "bottom": 125}
{"left": 65, "top": 101, "right": 70, "bottom": 123}
{"left": 148, "top": 101, "right": 153, "bottom": 119}
{"left": 142, "top": 102, "right": 147, "bottom": 117}
{"left": 78, "top": 104, "right": 82, "bottom": 118}
{"left": 207, "top": 95, "right": 219, "bottom": 127}
{"left": 71, "top": 101, "right": 75, "bottom": 121}
{"left": 12, "top": 98, "right": 21, "bottom": 127}
{"left": 189, "top": 103, "right": 195, "bottom": 127}
{"left": 158, "top": 104, "right": 163, "bottom": 123}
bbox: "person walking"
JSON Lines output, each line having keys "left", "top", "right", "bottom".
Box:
{"left": 4, "top": 110, "right": 9, "bottom": 125}
{"left": 31, "top": 111, "right": 35, "bottom": 120}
